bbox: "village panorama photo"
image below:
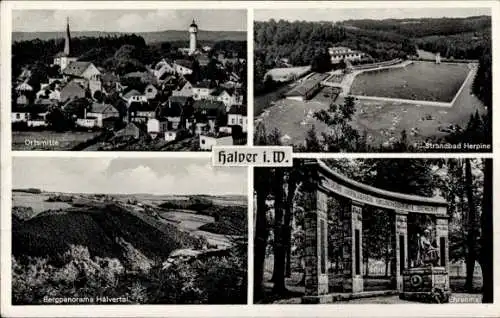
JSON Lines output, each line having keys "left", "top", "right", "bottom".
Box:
{"left": 11, "top": 9, "right": 247, "bottom": 151}
{"left": 11, "top": 157, "right": 248, "bottom": 304}
{"left": 254, "top": 8, "right": 492, "bottom": 153}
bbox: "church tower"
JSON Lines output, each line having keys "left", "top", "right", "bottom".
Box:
{"left": 64, "top": 17, "right": 71, "bottom": 56}
{"left": 189, "top": 19, "right": 198, "bottom": 55}
{"left": 53, "top": 17, "right": 77, "bottom": 72}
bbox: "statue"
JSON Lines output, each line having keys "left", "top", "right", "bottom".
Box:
{"left": 416, "top": 227, "right": 439, "bottom": 266}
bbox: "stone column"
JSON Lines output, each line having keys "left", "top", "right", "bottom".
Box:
{"left": 303, "top": 166, "right": 329, "bottom": 299}
{"left": 342, "top": 201, "right": 363, "bottom": 293}
{"left": 435, "top": 215, "right": 450, "bottom": 271}
{"left": 391, "top": 210, "right": 408, "bottom": 292}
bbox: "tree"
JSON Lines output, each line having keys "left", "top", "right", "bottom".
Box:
{"left": 480, "top": 159, "right": 493, "bottom": 302}
{"left": 93, "top": 90, "right": 104, "bottom": 103}
{"left": 302, "top": 126, "right": 323, "bottom": 152}
{"left": 464, "top": 159, "right": 477, "bottom": 292}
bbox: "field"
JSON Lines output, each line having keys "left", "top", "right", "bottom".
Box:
{"left": 257, "top": 63, "right": 485, "bottom": 149}
{"left": 350, "top": 61, "right": 470, "bottom": 102}
{"left": 12, "top": 131, "right": 101, "bottom": 150}
{"left": 13, "top": 192, "right": 72, "bottom": 215}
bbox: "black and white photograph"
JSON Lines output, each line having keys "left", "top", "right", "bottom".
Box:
{"left": 254, "top": 8, "right": 492, "bottom": 152}
{"left": 254, "top": 158, "right": 493, "bottom": 304}
{"left": 11, "top": 9, "right": 247, "bottom": 151}
{"left": 11, "top": 157, "right": 248, "bottom": 304}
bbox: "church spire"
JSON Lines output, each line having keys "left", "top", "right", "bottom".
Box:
{"left": 64, "top": 17, "right": 71, "bottom": 56}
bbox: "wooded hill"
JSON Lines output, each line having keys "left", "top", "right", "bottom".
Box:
{"left": 13, "top": 30, "right": 246, "bottom": 44}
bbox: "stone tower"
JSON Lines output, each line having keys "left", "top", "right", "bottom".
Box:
{"left": 189, "top": 19, "right": 198, "bottom": 55}
{"left": 64, "top": 17, "right": 71, "bottom": 56}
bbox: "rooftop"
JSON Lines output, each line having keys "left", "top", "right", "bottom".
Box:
{"left": 63, "top": 61, "right": 93, "bottom": 77}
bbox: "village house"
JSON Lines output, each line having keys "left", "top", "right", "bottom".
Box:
{"left": 16, "top": 93, "right": 30, "bottom": 105}
{"left": 143, "top": 84, "right": 158, "bottom": 100}
{"left": 192, "top": 80, "right": 216, "bottom": 100}
{"left": 172, "top": 80, "right": 194, "bottom": 97}
{"left": 197, "top": 54, "right": 211, "bottom": 67}
{"left": 146, "top": 118, "right": 161, "bottom": 139}
{"left": 60, "top": 81, "right": 87, "bottom": 102}
{"left": 11, "top": 105, "right": 30, "bottom": 123}
{"left": 192, "top": 100, "right": 225, "bottom": 133}
{"left": 82, "top": 102, "right": 119, "bottom": 128}
{"left": 62, "top": 61, "right": 102, "bottom": 96}
{"left": 123, "top": 71, "right": 156, "bottom": 85}
{"left": 211, "top": 88, "right": 243, "bottom": 111}
{"left": 15, "top": 81, "right": 33, "bottom": 93}
{"left": 227, "top": 105, "right": 247, "bottom": 133}
{"left": 199, "top": 133, "right": 233, "bottom": 150}
{"left": 115, "top": 122, "right": 142, "bottom": 140}
{"left": 128, "top": 102, "right": 156, "bottom": 123}
{"left": 121, "top": 89, "right": 148, "bottom": 107}
{"left": 11, "top": 104, "right": 49, "bottom": 126}
{"left": 153, "top": 59, "right": 176, "bottom": 81}
{"left": 173, "top": 59, "right": 194, "bottom": 75}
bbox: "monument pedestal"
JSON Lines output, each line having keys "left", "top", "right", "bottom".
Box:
{"left": 399, "top": 267, "right": 451, "bottom": 303}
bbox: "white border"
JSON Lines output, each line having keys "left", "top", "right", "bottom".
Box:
{"left": 2, "top": 1, "right": 500, "bottom": 317}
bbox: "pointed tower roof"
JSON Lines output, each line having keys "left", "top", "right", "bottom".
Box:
{"left": 63, "top": 16, "right": 71, "bottom": 56}
{"left": 190, "top": 19, "right": 198, "bottom": 28}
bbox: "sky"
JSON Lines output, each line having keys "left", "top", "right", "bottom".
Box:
{"left": 13, "top": 157, "right": 247, "bottom": 195}
{"left": 12, "top": 9, "right": 247, "bottom": 32}
{"left": 255, "top": 8, "right": 492, "bottom": 22}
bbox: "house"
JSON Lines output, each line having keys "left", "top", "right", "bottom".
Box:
{"left": 197, "top": 54, "right": 211, "bottom": 67}
{"left": 12, "top": 104, "right": 49, "bottom": 124}
{"left": 115, "top": 122, "right": 141, "bottom": 139}
{"left": 164, "top": 130, "right": 179, "bottom": 142}
{"left": 85, "top": 102, "right": 119, "bottom": 127}
{"left": 172, "top": 81, "right": 194, "bottom": 97}
{"left": 173, "top": 59, "right": 194, "bottom": 75}
{"left": 16, "top": 81, "right": 33, "bottom": 92}
{"left": 192, "top": 100, "right": 225, "bottom": 133}
{"left": 101, "top": 72, "right": 120, "bottom": 91}
{"left": 328, "top": 46, "right": 365, "bottom": 64}
{"left": 192, "top": 80, "right": 216, "bottom": 100}
{"left": 143, "top": 84, "right": 158, "bottom": 100}
{"left": 227, "top": 105, "right": 247, "bottom": 133}
{"left": 153, "top": 59, "right": 176, "bottom": 81}
{"left": 36, "top": 88, "right": 61, "bottom": 101}
{"left": 211, "top": 88, "right": 242, "bottom": 111}
{"left": 147, "top": 118, "right": 161, "bottom": 139}
{"left": 11, "top": 105, "right": 30, "bottom": 123}
{"left": 121, "top": 89, "right": 148, "bottom": 106}
{"left": 60, "top": 81, "right": 87, "bottom": 102}
{"left": 16, "top": 94, "right": 30, "bottom": 105}
{"left": 199, "top": 133, "right": 233, "bottom": 150}
{"left": 284, "top": 74, "right": 327, "bottom": 101}
{"left": 123, "top": 71, "right": 156, "bottom": 85}
{"left": 128, "top": 102, "right": 156, "bottom": 123}
{"left": 63, "top": 61, "right": 101, "bottom": 81}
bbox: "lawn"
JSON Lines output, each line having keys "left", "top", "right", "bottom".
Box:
{"left": 350, "top": 61, "right": 470, "bottom": 102}
{"left": 12, "top": 130, "right": 101, "bottom": 150}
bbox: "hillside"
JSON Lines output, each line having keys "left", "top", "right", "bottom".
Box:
{"left": 12, "top": 30, "right": 246, "bottom": 44}
{"left": 12, "top": 203, "right": 200, "bottom": 261}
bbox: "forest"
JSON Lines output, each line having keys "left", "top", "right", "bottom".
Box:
{"left": 253, "top": 154, "right": 493, "bottom": 303}
{"left": 12, "top": 34, "right": 247, "bottom": 78}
